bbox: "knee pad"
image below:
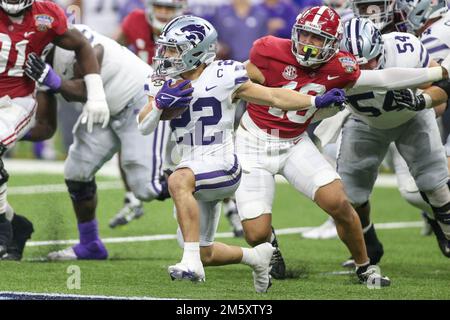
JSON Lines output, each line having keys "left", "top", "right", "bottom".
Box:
{"left": 65, "top": 179, "right": 97, "bottom": 203}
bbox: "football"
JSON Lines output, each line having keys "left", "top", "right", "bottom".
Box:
{"left": 160, "top": 79, "right": 192, "bottom": 121}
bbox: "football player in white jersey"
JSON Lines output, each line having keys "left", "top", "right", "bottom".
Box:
{"left": 338, "top": 17, "right": 450, "bottom": 263}
{"left": 138, "top": 15, "right": 348, "bottom": 292}
{"left": 24, "top": 24, "right": 172, "bottom": 261}
{"left": 384, "top": 0, "right": 450, "bottom": 250}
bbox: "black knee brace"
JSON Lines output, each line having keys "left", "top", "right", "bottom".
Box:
{"left": 65, "top": 179, "right": 97, "bottom": 202}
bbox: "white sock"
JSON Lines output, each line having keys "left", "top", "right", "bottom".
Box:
{"left": 355, "top": 260, "right": 370, "bottom": 269}
{"left": 125, "top": 192, "right": 141, "bottom": 207}
{"left": 241, "top": 247, "right": 258, "bottom": 267}
{"left": 181, "top": 242, "right": 201, "bottom": 266}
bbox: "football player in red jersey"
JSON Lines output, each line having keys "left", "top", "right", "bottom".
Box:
{"left": 116, "top": 0, "right": 186, "bottom": 64}
{"left": 235, "top": 5, "right": 450, "bottom": 284}
{"left": 0, "top": 0, "right": 109, "bottom": 260}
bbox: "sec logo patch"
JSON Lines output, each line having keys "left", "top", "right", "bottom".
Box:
{"left": 282, "top": 65, "right": 298, "bottom": 80}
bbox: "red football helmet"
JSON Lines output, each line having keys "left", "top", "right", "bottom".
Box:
{"left": 291, "top": 6, "right": 343, "bottom": 67}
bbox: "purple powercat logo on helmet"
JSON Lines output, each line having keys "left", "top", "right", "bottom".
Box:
{"left": 180, "top": 24, "right": 206, "bottom": 46}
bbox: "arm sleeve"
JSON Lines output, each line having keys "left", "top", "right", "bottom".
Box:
{"left": 137, "top": 101, "right": 163, "bottom": 135}
{"left": 353, "top": 67, "right": 444, "bottom": 91}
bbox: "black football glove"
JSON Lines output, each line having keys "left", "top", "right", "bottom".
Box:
{"left": 392, "top": 88, "right": 427, "bottom": 112}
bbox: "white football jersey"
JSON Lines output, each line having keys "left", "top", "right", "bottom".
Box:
{"left": 345, "top": 32, "right": 430, "bottom": 129}
{"left": 145, "top": 60, "right": 248, "bottom": 162}
{"left": 53, "top": 24, "right": 153, "bottom": 116}
{"left": 420, "top": 11, "right": 450, "bottom": 64}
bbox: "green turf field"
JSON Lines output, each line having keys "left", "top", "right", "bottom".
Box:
{"left": 1, "top": 172, "right": 450, "bottom": 300}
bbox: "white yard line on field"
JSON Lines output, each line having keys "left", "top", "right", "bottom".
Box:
{"left": 5, "top": 158, "right": 399, "bottom": 192}
{"left": 26, "top": 221, "right": 423, "bottom": 247}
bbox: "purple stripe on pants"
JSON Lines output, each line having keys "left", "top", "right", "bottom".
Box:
{"left": 151, "top": 125, "right": 161, "bottom": 194}
{"left": 195, "top": 154, "right": 239, "bottom": 181}
{"left": 195, "top": 168, "right": 242, "bottom": 191}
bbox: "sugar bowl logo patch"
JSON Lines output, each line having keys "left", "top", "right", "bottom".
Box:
{"left": 282, "top": 65, "right": 298, "bottom": 80}
{"left": 35, "top": 14, "right": 54, "bottom": 32}
{"left": 339, "top": 57, "right": 357, "bottom": 73}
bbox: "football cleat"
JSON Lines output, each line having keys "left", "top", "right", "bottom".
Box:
{"left": 168, "top": 263, "right": 205, "bottom": 282}
{"left": 47, "top": 247, "right": 78, "bottom": 261}
{"left": 301, "top": 218, "right": 338, "bottom": 239}
{"left": 109, "top": 198, "right": 144, "bottom": 228}
{"left": 251, "top": 243, "right": 275, "bottom": 293}
{"left": 422, "top": 213, "right": 450, "bottom": 257}
{"left": 1, "top": 214, "right": 34, "bottom": 261}
{"left": 48, "top": 240, "right": 108, "bottom": 261}
{"left": 356, "top": 265, "right": 391, "bottom": 287}
{"left": 0, "top": 216, "right": 12, "bottom": 258}
{"left": 224, "top": 201, "right": 244, "bottom": 238}
{"left": 269, "top": 227, "right": 286, "bottom": 279}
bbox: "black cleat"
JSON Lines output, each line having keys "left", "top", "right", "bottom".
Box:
{"left": 342, "top": 224, "right": 384, "bottom": 268}
{"left": 356, "top": 264, "right": 391, "bottom": 287}
{"left": 423, "top": 213, "right": 450, "bottom": 258}
{"left": 2, "top": 214, "right": 34, "bottom": 261}
{"left": 0, "top": 215, "right": 12, "bottom": 258}
{"left": 269, "top": 227, "right": 286, "bottom": 279}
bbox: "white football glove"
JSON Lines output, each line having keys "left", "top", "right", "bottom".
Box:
{"left": 81, "top": 99, "right": 110, "bottom": 133}
{"left": 82, "top": 74, "right": 110, "bottom": 133}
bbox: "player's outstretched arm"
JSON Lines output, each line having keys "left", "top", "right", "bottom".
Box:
{"left": 233, "top": 80, "right": 346, "bottom": 110}
{"left": 392, "top": 60, "right": 450, "bottom": 115}
{"left": 21, "top": 91, "right": 57, "bottom": 142}
{"left": 52, "top": 27, "right": 109, "bottom": 132}
{"left": 351, "top": 65, "right": 449, "bottom": 91}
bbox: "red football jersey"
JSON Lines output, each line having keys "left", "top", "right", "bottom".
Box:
{"left": 0, "top": 1, "right": 68, "bottom": 99}
{"left": 121, "top": 9, "right": 156, "bottom": 65}
{"left": 248, "top": 36, "right": 361, "bottom": 138}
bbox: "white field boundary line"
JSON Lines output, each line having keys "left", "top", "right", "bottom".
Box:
{"left": 4, "top": 159, "right": 399, "bottom": 188}
{"left": 0, "top": 291, "right": 179, "bottom": 300}
{"left": 27, "top": 221, "right": 423, "bottom": 247}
